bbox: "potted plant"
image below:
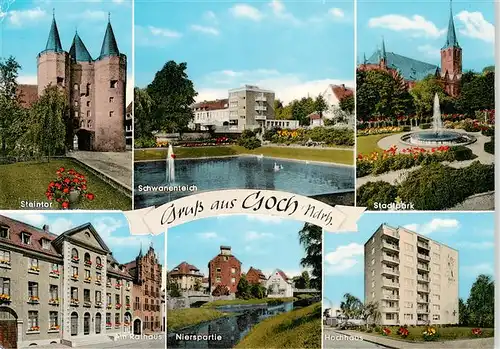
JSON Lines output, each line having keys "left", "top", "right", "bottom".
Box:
{"left": 0, "top": 294, "right": 11, "bottom": 303}
{"left": 46, "top": 168, "right": 95, "bottom": 209}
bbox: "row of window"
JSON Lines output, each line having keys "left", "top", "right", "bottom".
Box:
{"left": 73, "top": 81, "right": 119, "bottom": 91}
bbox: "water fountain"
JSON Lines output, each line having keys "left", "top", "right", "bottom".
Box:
{"left": 166, "top": 143, "right": 175, "bottom": 183}
{"left": 401, "top": 93, "right": 476, "bottom": 146}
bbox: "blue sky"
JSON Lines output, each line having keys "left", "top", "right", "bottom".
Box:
{"left": 357, "top": 0, "right": 495, "bottom": 72}
{"left": 0, "top": 0, "right": 133, "bottom": 103}
{"left": 0, "top": 211, "right": 165, "bottom": 286}
{"left": 135, "top": 0, "right": 354, "bottom": 104}
{"left": 167, "top": 215, "right": 311, "bottom": 279}
{"left": 324, "top": 212, "right": 494, "bottom": 308}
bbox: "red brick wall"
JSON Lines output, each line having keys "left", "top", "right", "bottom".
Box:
{"left": 209, "top": 255, "right": 241, "bottom": 293}
{"left": 246, "top": 269, "right": 261, "bottom": 285}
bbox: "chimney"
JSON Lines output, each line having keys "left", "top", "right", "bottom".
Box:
{"left": 220, "top": 246, "right": 231, "bottom": 256}
{"left": 341, "top": 84, "right": 345, "bottom": 89}
{"left": 42, "top": 224, "right": 49, "bottom": 232}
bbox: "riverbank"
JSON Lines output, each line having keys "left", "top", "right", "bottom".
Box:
{"left": 201, "top": 297, "right": 297, "bottom": 308}
{"left": 167, "top": 308, "right": 232, "bottom": 331}
{"left": 236, "top": 302, "right": 321, "bottom": 349}
{"left": 134, "top": 146, "right": 354, "bottom": 165}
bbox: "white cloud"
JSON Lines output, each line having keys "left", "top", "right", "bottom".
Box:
{"left": 268, "top": 0, "right": 301, "bottom": 25}
{"left": 190, "top": 24, "right": 219, "bottom": 36}
{"left": 324, "top": 243, "right": 364, "bottom": 275}
{"left": 230, "top": 4, "right": 263, "bottom": 21}
{"left": 196, "top": 69, "right": 353, "bottom": 104}
{"left": 329, "top": 8, "right": 344, "bottom": 19}
{"left": 417, "top": 44, "right": 441, "bottom": 58}
{"left": 456, "top": 241, "right": 494, "bottom": 250}
{"left": 368, "top": 14, "right": 445, "bottom": 38}
{"left": 8, "top": 7, "right": 46, "bottom": 27}
{"left": 246, "top": 215, "right": 283, "bottom": 224}
{"left": 198, "top": 232, "right": 218, "bottom": 239}
{"left": 403, "top": 218, "right": 460, "bottom": 235}
{"left": 50, "top": 218, "right": 75, "bottom": 235}
{"left": 77, "top": 10, "right": 108, "bottom": 21}
{"left": 455, "top": 11, "right": 494, "bottom": 43}
{"left": 245, "top": 231, "right": 273, "bottom": 241}
{"left": 17, "top": 75, "right": 37, "bottom": 85}
{"left": 135, "top": 25, "right": 182, "bottom": 47}
{"left": 204, "top": 10, "right": 217, "bottom": 23}
{"left": 18, "top": 213, "right": 47, "bottom": 227}
{"left": 148, "top": 25, "right": 181, "bottom": 38}
{"left": 462, "top": 263, "right": 494, "bottom": 276}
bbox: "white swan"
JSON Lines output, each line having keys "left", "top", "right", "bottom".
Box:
{"left": 273, "top": 162, "right": 280, "bottom": 172}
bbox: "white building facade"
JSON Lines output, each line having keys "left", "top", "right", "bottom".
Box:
{"left": 266, "top": 269, "right": 293, "bottom": 298}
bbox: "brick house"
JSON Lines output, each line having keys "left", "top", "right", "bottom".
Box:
{"left": 208, "top": 246, "right": 241, "bottom": 294}
{"left": 245, "top": 267, "right": 266, "bottom": 286}
{"left": 167, "top": 262, "right": 203, "bottom": 291}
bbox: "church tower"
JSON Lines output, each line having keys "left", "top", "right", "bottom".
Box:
{"left": 440, "top": 0, "right": 462, "bottom": 96}
{"left": 93, "top": 15, "right": 127, "bottom": 151}
{"left": 37, "top": 11, "right": 70, "bottom": 98}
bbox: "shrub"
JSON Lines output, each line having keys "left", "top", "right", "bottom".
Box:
{"left": 422, "top": 327, "right": 440, "bottom": 341}
{"left": 357, "top": 181, "right": 398, "bottom": 209}
{"left": 449, "top": 146, "right": 474, "bottom": 161}
{"left": 212, "top": 285, "right": 230, "bottom": 296}
{"left": 263, "top": 128, "right": 279, "bottom": 141}
{"left": 481, "top": 127, "right": 495, "bottom": 137}
{"left": 485, "top": 137, "right": 494, "bottom": 154}
{"left": 374, "top": 326, "right": 381, "bottom": 333}
{"left": 366, "top": 328, "right": 373, "bottom": 333}
{"left": 267, "top": 299, "right": 284, "bottom": 306}
{"left": 238, "top": 136, "right": 261, "bottom": 150}
{"left": 420, "top": 123, "right": 431, "bottom": 129}
{"left": 402, "top": 126, "right": 411, "bottom": 132}
{"left": 134, "top": 136, "right": 156, "bottom": 148}
{"left": 356, "top": 160, "right": 373, "bottom": 177}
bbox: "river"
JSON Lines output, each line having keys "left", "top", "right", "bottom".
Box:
{"left": 168, "top": 301, "right": 298, "bottom": 348}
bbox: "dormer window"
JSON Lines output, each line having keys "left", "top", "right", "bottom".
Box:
{"left": 41, "top": 238, "right": 50, "bottom": 250}
{"left": 0, "top": 226, "right": 9, "bottom": 239}
{"left": 22, "top": 232, "right": 31, "bottom": 245}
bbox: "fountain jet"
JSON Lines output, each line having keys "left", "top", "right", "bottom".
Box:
{"left": 167, "top": 144, "right": 175, "bottom": 183}
{"left": 432, "top": 93, "right": 443, "bottom": 134}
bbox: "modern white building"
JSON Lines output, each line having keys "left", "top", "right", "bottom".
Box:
{"left": 265, "top": 119, "right": 300, "bottom": 129}
{"left": 190, "top": 99, "right": 230, "bottom": 131}
{"left": 266, "top": 269, "right": 293, "bottom": 298}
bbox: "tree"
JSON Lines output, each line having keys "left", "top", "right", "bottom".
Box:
{"left": 167, "top": 280, "right": 181, "bottom": 297}
{"left": 293, "top": 271, "right": 310, "bottom": 289}
{"left": 339, "top": 95, "right": 354, "bottom": 114}
{"left": 147, "top": 61, "right": 197, "bottom": 134}
{"left": 26, "top": 85, "right": 67, "bottom": 161}
{"left": 458, "top": 298, "right": 469, "bottom": 326}
{"left": 482, "top": 66, "right": 494, "bottom": 74}
{"left": 0, "top": 56, "right": 21, "bottom": 155}
{"left": 340, "top": 293, "right": 362, "bottom": 324}
{"left": 134, "top": 87, "right": 155, "bottom": 139}
{"left": 455, "top": 71, "right": 495, "bottom": 116}
{"left": 467, "top": 274, "right": 494, "bottom": 328}
{"left": 410, "top": 76, "right": 452, "bottom": 118}
{"left": 361, "top": 301, "right": 380, "bottom": 328}
{"left": 250, "top": 284, "right": 265, "bottom": 299}
{"left": 193, "top": 278, "right": 201, "bottom": 292}
{"left": 314, "top": 94, "right": 328, "bottom": 119}
{"left": 212, "top": 285, "right": 230, "bottom": 296}
{"left": 236, "top": 275, "right": 252, "bottom": 299}
{"left": 290, "top": 97, "right": 315, "bottom": 125}
{"left": 298, "top": 223, "right": 322, "bottom": 290}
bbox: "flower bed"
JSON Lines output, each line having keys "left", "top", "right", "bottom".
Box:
{"left": 357, "top": 145, "right": 474, "bottom": 177}
{"left": 175, "top": 137, "right": 234, "bottom": 148}
{"left": 422, "top": 327, "right": 439, "bottom": 341}
{"left": 357, "top": 161, "right": 494, "bottom": 210}
{"left": 264, "top": 127, "right": 354, "bottom": 146}
{"left": 46, "top": 168, "right": 95, "bottom": 209}
{"left": 357, "top": 126, "right": 409, "bottom": 136}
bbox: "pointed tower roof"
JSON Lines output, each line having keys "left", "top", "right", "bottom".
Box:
{"left": 98, "top": 13, "right": 120, "bottom": 60}
{"left": 443, "top": 0, "right": 460, "bottom": 49}
{"left": 381, "top": 37, "right": 387, "bottom": 61}
{"left": 43, "top": 10, "right": 64, "bottom": 54}
{"left": 69, "top": 32, "right": 93, "bottom": 62}
{"left": 363, "top": 52, "right": 367, "bottom": 65}
{"left": 138, "top": 242, "right": 143, "bottom": 258}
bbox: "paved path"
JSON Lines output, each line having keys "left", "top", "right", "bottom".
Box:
{"left": 324, "top": 328, "right": 385, "bottom": 348}
{"left": 33, "top": 336, "right": 165, "bottom": 348}
{"left": 337, "top": 329, "right": 494, "bottom": 349}
{"left": 68, "top": 151, "right": 132, "bottom": 189}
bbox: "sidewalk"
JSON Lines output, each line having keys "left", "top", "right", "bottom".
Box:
{"left": 336, "top": 329, "right": 494, "bottom": 349}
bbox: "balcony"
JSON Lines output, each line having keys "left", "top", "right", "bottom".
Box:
{"left": 70, "top": 299, "right": 79, "bottom": 306}
{"left": 417, "top": 286, "right": 430, "bottom": 293}
{"left": 417, "top": 264, "right": 430, "bottom": 272}
{"left": 255, "top": 105, "right": 267, "bottom": 112}
{"left": 417, "top": 275, "right": 430, "bottom": 283}
{"left": 382, "top": 255, "right": 399, "bottom": 264}
{"left": 381, "top": 268, "right": 399, "bottom": 276}
{"left": 95, "top": 302, "right": 103, "bottom": 308}
{"left": 417, "top": 308, "right": 429, "bottom": 314}
{"left": 48, "top": 298, "right": 59, "bottom": 306}
{"left": 417, "top": 298, "right": 429, "bottom": 303}
{"left": 27, "top": 296, "right": 39, "bottom": 304}
{"left": 84, "top": 260, "right": 92, "bottom": 267}
{"left": 382, "top": 319, "right": 399, "bottom": 326}
{"left": 255, "top": 95, "right": 266, "bottom": 102}
{"left": 96, "top": 264, "right": 104, "bottom": 270}
{"left": 382, "top": 280, "right": 400, "bottom": 289}
{"left": 382, "top": 306, "right": 400, "bottom": 313}
{"left": 255, "top": 115, "right": 266, "bottom": 120}
{"left": 84, "top": 277, "right": 91, "bottom": 284}
{"left": 417, "top": 253, "right": 431, "bottom": 261}
{"left": 83, "top": 301, "right": 91, "bottom": 308}
{"left": 382, "top": 241, "right": 399, "bottom": 251}
{"left": 28, "top": 266, "right": 40, "bottom": 274}
{"left": 71, "top": 257, "right": 79, "bottom": 264}
{"left": 417, "top": 241, "right": 430, "bottom": 250}
{"left": 382, "top": 229, "right": 399, "bottom": 239}
{"left": 417, "top": 319, "right": 429, "bottom": 326}
{"left": 49, "top": 270, "right": 60, "bottom": 278}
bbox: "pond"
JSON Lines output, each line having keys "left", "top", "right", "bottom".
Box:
{"left": 134, "top": 156, "right": 354, "bottom": 208}
{"left": 167, "top": 302, "right": 295, "bottom": 348}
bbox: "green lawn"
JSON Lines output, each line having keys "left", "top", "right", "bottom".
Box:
{"left": 201, "top": 297, "right": 297, "bottom": 308}
{"left": 356, "top": 134, "right": 389, "bottom": 156}
{"left": 167, "top": 308, "right": 232, "bottom": 331}
{"left": 0, "top": 159, "right": 131, "bottom": 210}
{"left": 358, "top": 326, "right": 494, "bottom": 342}
{"left": 236, "top": 302, "right": 321, "bottom": 349}
{"left": 135, "top": 146, "right": 354, "bottom": 165}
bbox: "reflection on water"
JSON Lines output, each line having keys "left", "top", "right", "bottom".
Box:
{"left": 168, "top": 302, "right": 294, "bottom": 348}
{"left": 135, "top": 157, "right": 354, "bottom": 208}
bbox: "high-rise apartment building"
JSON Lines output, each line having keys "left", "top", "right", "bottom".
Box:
{"left": 228, "top": 85, "right": 275, "bottom": 131}
{"left": 364, "top": 224, "right": 458, "bottom": 326}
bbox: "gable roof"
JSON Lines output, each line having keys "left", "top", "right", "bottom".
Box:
{"left": 308, "top": 112, "right": 321, "bottom": 120}
{"left": 192, "top": 99, "right": 229, "bottom": 111}
{"left": 365, "top": 51, "right": 439, "bottom": 81}
{"left": 169, "top": 261, "right": 202, "bottom": 276}
{"left": 248, "top": 267, "right": 266, "bottom": 279}
{"left": 52, "top": 222, "right": 111, "bottom": 252}
{"left": 330, "top": 84, "right": 353, "bottom": 101}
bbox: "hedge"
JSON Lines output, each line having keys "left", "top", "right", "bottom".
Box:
{"left": 484, "top": 137, "right": 494, "bottom": 154}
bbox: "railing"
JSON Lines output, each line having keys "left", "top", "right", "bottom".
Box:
{"left": 382, "top": 268, "right": 399, "bottom": 275}
{"left": 417, "top": 253, "right": 431, "bottom": 261}
{"left": 417, "top": 241, "right": 430, "bottom": 249}
{"left": 382, "top": 306, "right": 400, "bottom": 312}
{"left": 383, "top": 255, "right": 400, "bottom": 263}
{"left": 417, "top": 298, "right": 429, "bottom": 303}
{"left": 382, "top": 294, "right": 399, "bottom": 300}
{"left": 382, "top": 241, "right": 399, "bottom": 251}
{"left": 417, "top": 264, "right": 429, "bottom": 271}
{"left": 417, "top": 275, "right": 430, "bottom": 282}
{"left": 382, "top": 280, "right": 400, "bottom": 288}
{"left": 255, "top": 95, "right": 266, "bottom": 102}
{"left": 255, "top": 105, "right": 267, "bottom": 111}
{"left": 417, "top": 286, "right": 430, "bottom": 293}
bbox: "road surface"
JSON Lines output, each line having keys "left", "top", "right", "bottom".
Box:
{"left": 324, "top": 328, "right": 385, "bottom": 348}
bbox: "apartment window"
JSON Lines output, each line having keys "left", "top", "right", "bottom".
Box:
{"left": 405, "top": 243, "right": 413, "bottom": 252}
{"left": 404, "top": 266, "right": 413, "bottom": 275}
{"left": 372, "top": 237, "right": 375, "bottom": 243}
{"left": 433, "top": 314, "right": 440, "bottom": 321}
{"left": 371, "top": 270, "right": 375, "bottom": 276}
{"left": 0, "top": 250, "right": 10, "bottom": 264}
{"left": 28, "top": 282, "right": 39, "bottom": 298}
{"left": 29, "top": 258, "right": 38, "bottom": 268}
{"left": 404, "top": 314, "right": 413, "bottom": 320}
{"left": 106, "top": 313, "right": 111, "bottom": 325}
{"left": 86, "top": 101, "right": 90, "bottom": 107}
{"left": 107, "top": 293, "right": 111, "bottom": 304}
{"left": 115, "top": 295, "right": 121, "bottom": 305}
{"left": 0, "top": 226, "right": 9, "bottom": 238}
{"left": 433, "top": 304, "right": 440, "bottom": 311}
{"left": 96, "top": 272, "right": 101, "bottom": 282}
{"left": 404, "top": 302, "right": 413, "bottom": 308}
{"left": 73, "top": 84, "right": 79, "bottom": 90}
{"left": 433, "top": 263, "right": 441, "bottom": 272}
{"left": 405, "top": 255, "right": 413, "bottom": 263}
{"left": 145, "top": 316, "right": 149, "bottom": 329}
{"left": 371, "top": 259, "right": 375, "bottom": 266}
{"left": 216, "top": 277, "right": 221, "bottom": 282}
{"left": 85, "top": 270, "right": 91, "bottom": 279}
{"left": 96, "top": 291, "right": 101, "bottom": 303}
{"left": 109, "top": 111, "right": 114, "bottom": 118}
{"left": 49, "top": 285, "right": 58, "bottom": 299}
{"left": 74, "top": 101, "right": 78, "bottom": 107}
{"left": 86, "top": 83, "right": 91, "bottom": 96}
{"left": 231, "top": 268, "right": 236, "bottom": 274}
{"left": 87, "top": 120, "right": 92, "bottom": 128}
{"left": 433, "top": 273, "right": 441, "bottom": 281}
{"left": 80, "top": 120, "right": 84, "bottom": 128}
{"left": 74, "top": 111, "right": 79, "bottom": 118}
{"left": 72, "top": 267, "right": 78, "bottom": 278}
{"left": 87, "top": 110, "right": 91, "bottom": 117}
{"left": 71, "top": 287, "right": 78, "bottom": 300}
{"left": 385, "top": 313, "right": 396, "bottom": 320}
{"left": 84, "top": 289, "right": 90, "bottom": 302}
{"left": 109, "top": 97, "right": 114, "bottom": 103}
{"left": 110, "top": 80, "right": 118, "bottom": 88}
{"left": 404, "top": 290, "right": 414, "bottom": 297}
{"left": 56, "top": 77, "right": 64, "bottom": 86}
{"left": 145, "top": 299, "right": 149, "bottom": 310}
{"left": 371, "top": 247, "right": 375, "bottom": 255}
{"left": 115, "top": 313, "right": 120, "bottom": 324}
{"left": 22, "top": 232, "right": 31, "bottom": 244}
{"left": 371, "top": 292, "right": 375, "bottom": 299}
{"left": 371, "top": 281, "right": 375, "bottom": 288}
{"left": 231, "top": 278, "right": 236, "bottom": 284}
{"left": 134, "top": 297, "right": 140, "bottom": 310}
{"left": 71, "top": 248, "right": 79, "bottom": 260}
{"left": 49, "top": 311, "right": 58, "bottom": 328}
{"left": 0, "top": 278, "right": 10, "bottom": 296}
{"left": 404, "top": 278, "right": 414, "bottom": 287}
{"left": 433, "top": 294, "right": 440, "bottom": 301}
{"left": 28, "top": 311, "right": 39, "bottom": 329}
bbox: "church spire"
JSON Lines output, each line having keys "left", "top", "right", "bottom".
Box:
{"left": 43, "top": 9, "right": 63, "bottom": 54}
{"left": 443, "top": 0, "right": 460, "bottom": 49}
{"left": 381, "top": 37, "right": 387, "bottom": 61}
{"left": 98, "top": 14, "right": 120, "bottom": 60}
{"left": 69, "top": 32, "right": 93, "bottom": 62}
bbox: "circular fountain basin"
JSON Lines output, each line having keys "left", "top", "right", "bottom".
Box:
{"left": 400, "top": 130, "right": 476, "bottom": 147}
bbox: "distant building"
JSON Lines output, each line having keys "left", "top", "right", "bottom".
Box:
{"left": 125, "top": 102, "right": 132, "bottom": 150}
{"left": 245, "top": 267, "right": 266, "bottom": 286}
{"left": 364, "top": 224, "right": 458, "bottom": 326}
{"left": 266, "top": 269, "right": 293, "bottom": 298}
{"left": 167, "top": 262, "right": 203, "bottom": 291}
{"left": 191, "top": 99, "right": 230, "bottom": 131}
{"left": 124, "top": 246, "right": 162, "bottom": 335}
{"left": 309, "top": 84, "right": 354, "bottom": 127}
{"left": 265, "top": 119, "right": 300, "bottom": 129}
{"left": 208, "top": 246, "right": 241, "bottom": 294}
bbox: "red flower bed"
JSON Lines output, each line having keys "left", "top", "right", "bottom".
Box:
{"left": 46, "top": 168, "right": 95, "bottom": 209}
{"left": 382, "top": 327, "right": 391, "bottom": 336}
{"left": 472, "top": 328, "right": 483, "bottom": 336}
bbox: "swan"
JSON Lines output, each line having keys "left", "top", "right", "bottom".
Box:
{"left": 273, "top": 163, "right": 280, "bottom": 172}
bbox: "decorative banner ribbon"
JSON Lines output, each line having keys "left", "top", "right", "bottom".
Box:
{"left": 123, "top": 189, "right": 366, "bottom": 235}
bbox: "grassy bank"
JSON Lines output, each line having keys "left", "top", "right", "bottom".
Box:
{"left": 356, "top": 134, "right": 388, "bottom": 155}
{"left": 236, "top": 302, "right": 321, "bottom": 349}
{"left": 0, "top": 159, "right": 131, "bottom": 210}
{"left": 356, "top": 326, "right": 494, "bottom": 342}
{"left": 202, "top": 297, "right": 297, "bottom": 308}
{"left": 167, "top": 308, "right": 231, "bottom": 331}
{"left": 135, "top": 146, "right": 354, "bottom": 165}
